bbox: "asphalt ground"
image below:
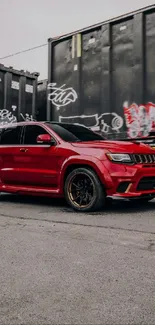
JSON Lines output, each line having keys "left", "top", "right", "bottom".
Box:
{"left": 0, "top": 194, "right": 155, "bottom": 325}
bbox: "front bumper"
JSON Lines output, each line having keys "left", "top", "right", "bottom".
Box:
{"left": 104, "top": 163, "right": 155, "bottom": 199}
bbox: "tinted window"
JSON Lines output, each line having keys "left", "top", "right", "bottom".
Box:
{"left": 45, "top": 123, "right": 104, "bottom": 142}
{"left": 24, "top": 125, "right": 49, "bottom": 145}
{"left": 0, "top": 126, "right": 22, "bottom": 145}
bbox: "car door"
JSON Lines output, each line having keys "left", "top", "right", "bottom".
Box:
{"left": 0, "top": 125, "right": 24, "bottom": 185}
{"left": 18, "top": 124, "right": 59, "bottom": 187}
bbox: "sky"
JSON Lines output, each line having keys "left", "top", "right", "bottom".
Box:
{"left": 0, "top": 0, "right": 154, "bottom": 80}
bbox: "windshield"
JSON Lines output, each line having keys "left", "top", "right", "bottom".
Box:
{"left": 45, "top": 123, "right": 104, "bottom": 142}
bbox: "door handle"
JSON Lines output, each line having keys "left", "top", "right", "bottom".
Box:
{"left": 20, "top": 148, "right": 28, "bottom": 152}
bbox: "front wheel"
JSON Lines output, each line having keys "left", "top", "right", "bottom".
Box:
{"left": 64, "top": 168, "right": 106, "bottom": 212}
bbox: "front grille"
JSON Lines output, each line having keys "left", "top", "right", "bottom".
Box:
{"left": 133, "top": 154, "right": 155, "bottom": 164}
{"left": 137, "top": 177, "right": 155, "bottom": 190}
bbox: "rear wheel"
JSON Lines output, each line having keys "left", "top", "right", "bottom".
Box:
{"left": 64, "top": 167, "right": 106, "bottom": 212}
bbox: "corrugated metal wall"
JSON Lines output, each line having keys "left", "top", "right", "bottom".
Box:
{"left": 36, "top": 79, "right": 47, "bottom": 121}
{"left": 0, "top": 64, "right": 39, "bottom": 125}
{"left": 47, "top": 5, "right": 155, "bottom": 139}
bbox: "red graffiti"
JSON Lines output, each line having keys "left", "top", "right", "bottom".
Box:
{"left": 123, "top": 102, "right": 155, "bottom": 138}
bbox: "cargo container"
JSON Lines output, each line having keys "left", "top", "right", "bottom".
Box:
{"left": 0, "top": 64, "right": 39, "bottom": 125}
{"left": 47, "top": 5, "right": 155, "bottom": 139}
{"left": 36, "top": 79, "right": 47, "bottom": 121}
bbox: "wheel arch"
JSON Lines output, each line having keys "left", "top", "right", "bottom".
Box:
{"left": 64, "top": 164, "right": 97, "bottom": 181}
{"left": 59, "top": 157, "right": 108, "bottom": 194}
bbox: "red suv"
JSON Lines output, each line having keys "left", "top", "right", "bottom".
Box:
{"left": 0, "top": 121, "right": 155, "bottom": 212}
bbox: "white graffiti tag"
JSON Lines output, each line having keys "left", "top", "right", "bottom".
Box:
{"left": 59, "top": 112, "right": 123, "bottom": 134}
{"left": 95, "top": 112, "right": 123, "bottom": 133}
{"left": 0, "top": 109, "right": 17, "bottom": 126}
{"left": 48, "top": 83, "right": 78, "bottom": 110}
{"left": 20, "top": 113, "right": 36, "bottom": 121}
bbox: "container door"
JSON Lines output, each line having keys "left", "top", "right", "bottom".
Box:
{"left": 20, "top": 78, "right": 35, "bottom": 122}
{"left": 111, "top": 18, "right": 134, "bottom": 138}
{"left": 80, "top": 28, "right": 102, "bottom": 130}
{"left": 144, "top": 11, "right": 155, "bottom": 135}
{"left": 0, "top": 73, "right": 19, "bottom": 126}
{"left": 37, "top": 81, "right": 47, "bottom": 121}
{"left": 49, "top": 37, "right": 80, "bottom": 123}
{"left": 10, "top": 75, "right": 20, "bottom": 123}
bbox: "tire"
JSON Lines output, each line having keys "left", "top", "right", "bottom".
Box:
{"left": 64, "top": 167, "right": 106, "bottom": 212}
{"left": 105, "top": 197, "right": 113, "bottom": 207}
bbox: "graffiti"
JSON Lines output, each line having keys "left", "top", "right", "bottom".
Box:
{"left": 47, "top": 81, "right": 155, "bottom": 138}
{"left": 93, "top": 112, "right": 123, "bottom": 133}
{"left": 59, "top": 114, "right": 98, "bottom": 128}
{"left": 48, "top": 83, "right": 78, "bottom": 110}
{"left": 0, "top": 110, "right": 35, "bottom": 126}
{"left": 12, "top": 105, "right": 17, "bottom": 112}
{"left": 59, "top": 112, "right": 123, "bottom": 134}
{"left": 20, "top": 113, "right": 36, "bottom": 121}
{"left": 123, "top": 101, "right": 155, "bottom": 138}
{"left": 0, "top": 109, "right": 17, "bottom": 126}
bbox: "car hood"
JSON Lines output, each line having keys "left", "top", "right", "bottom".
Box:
{"left": 71, "top": 140, "right": 155, "bottom": 154}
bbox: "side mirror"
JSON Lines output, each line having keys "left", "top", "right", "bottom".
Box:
{"left": 36, "top": 134, "right": 55, "bottom": 145}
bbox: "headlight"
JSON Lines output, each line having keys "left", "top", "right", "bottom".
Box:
{"left": 106, "top": 153, "right": 132, "bottom": 163}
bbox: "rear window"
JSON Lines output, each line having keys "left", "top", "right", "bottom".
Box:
{"left": 0, "top": 125, "right": 22, "bottom": 145}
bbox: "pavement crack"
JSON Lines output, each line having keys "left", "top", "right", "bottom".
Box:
{"left": 1, "top": 213, "right": 155, "bottom": 236}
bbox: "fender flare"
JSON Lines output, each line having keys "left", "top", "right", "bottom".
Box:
{"left": 58, "top": 155, "right": 112, "bottom": 193}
